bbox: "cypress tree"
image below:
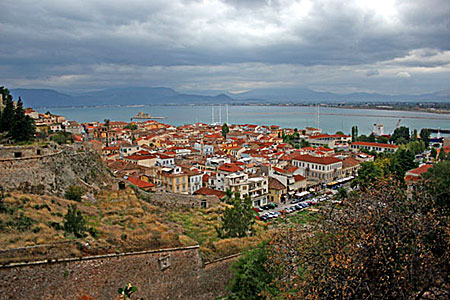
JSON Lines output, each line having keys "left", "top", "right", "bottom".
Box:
{"left": 0, "top": 90, "right": 15, "bottom": 133}
{"left": 10, "top": 97, "right": 35, "bottom": 141}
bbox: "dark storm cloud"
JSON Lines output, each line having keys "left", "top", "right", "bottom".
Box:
{"left": 0, "top": 0, "right": 449, "bottom": 94}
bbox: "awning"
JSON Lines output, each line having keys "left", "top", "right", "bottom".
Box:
{"left": 295, "top": 191, "right": 310, "bottom": 197}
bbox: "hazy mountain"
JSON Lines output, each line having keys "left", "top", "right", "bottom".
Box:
{"left": 10, "top": 89, "right": 73, "bottom": 107}
{"left": 10, "top": 86, "right": 449, "bottom": 108}
{"left": 230, "top": 87, "right": 450, "bottom": 103}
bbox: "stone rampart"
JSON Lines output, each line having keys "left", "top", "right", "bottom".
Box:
{"left": 0, "top": 144, "right": 111, "bottom": 195}
{"left": 0, "top": 245, "right": 239, "bottom": 300}
{"left": 138, "top": 190, "right": 221, "bottom": 208}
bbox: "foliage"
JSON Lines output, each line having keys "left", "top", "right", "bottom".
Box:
{"left": 423, "top": 161, "right": 450, "bottom": 211}
{"left": 431, "top": 147, "right": 438, "bottom": 159}
{"left": 267, "top": 179, "right": 450, "bottom": 300}
{"left": 63, "top": 204, "right": 86, "bottom": 238}
{"left": 0, "top": 87, "right": 15, "bottom": 133}
{"left": 51, "top": 131, "right": 73, "bottom": 145}
{"left": 335, "top": 186, "right": 347, "bottom": 201}
{"left": 390, "top": 126, "right": 411, "bottom": 144}
{"left": 5, "top": 213, "right": 35, "bottom": 232}
{"left": 351, "top": 125, "right": 358, "bottom": 142}
{"left": 375, "top": 135, "right": 389, "bottom": 144}
{"left": 420, "top": 128, "right": 431, "bottom": 148}
{"left": 9, "top": 97, "right": 35, "bottom": 142}
{"left": 216, "top": 194, "right": 256, "bottom": 238}
{"left": 0, "top": 88, "right": 35, "bottom": 142}
{"left": 226, "top": 242, "right": 274, "bottom": 300}
{"left": 222, "top": 123, "right": 230, "bottom": 138}
{"left": 351, "top": 161, "right": 382, "bottom": 190}
{"left": 118, "top": 283, "right": 137, "bottom": 299}
{"left": 64, "top": 185, "right": 83, "bottom": 202}
{"left": 124, "top": 124, "right": 138, "bottom": 130}
{"left": 390, "top": 148, "right": 418, "bottom": 181}
{"left": 438, "top": 147, "right": 446, "bottom": 161}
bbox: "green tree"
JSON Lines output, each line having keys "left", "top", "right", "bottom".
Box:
{"left": 0, "top": 88, "right": 15, "bottom": 133}
{"left": 216, "top": 193, "right": 256, "bottom": 238}
{"left": 351, "top": 126, "right": 358, "bottom": 142}
{"left": 63, "top": 204, "right": 86, "bottom": 238}
{"left": 431, "top": 147, "right": 438, "bottom": 159}
{"left": 422, "top": 161, "right": 450, "bottom": 211}
{"left": 124, "top": 124, "right": 137, "bottom": 130}
{"left": 10, "top": 97, "right": 35, "bottom": 142}
{"left": 390, "top": 149, "right": 417, "bottom": 181}
{"left": 411, "top": 128, "right": 418, "bottom": 141}
{"left": 336, "top": 187, "right": 348, "bottom": 201}
{"left": 104, "top": 119, "right": 110, "bottom": 128}
{"left": 227, "top": 243, "right": 274, "bottom": 300}
{"left": 390, "top": 126, "right": 410, "bottom": 145}
{"left": 268, "top": 179, "right": 450, "bottom": 300}
{"left": 335, "top": 130, "right": 345, "bottom": 135}
{"left": 352, "top": 162, "right": 382, "bottom": 190}
{"left": 376, "top": 135, "right": 389, "bottom": 144}
{"left": 222, "top": 123, "right": 230, "bottom": 138}
{"left": 438, "top": 147, "right": 446, "bottom": 161}
{"left": 420, "top": 129, "right": 431, "bottom": 148}
{"left": 64, "top": 185, "right": 83, "bottom": 202}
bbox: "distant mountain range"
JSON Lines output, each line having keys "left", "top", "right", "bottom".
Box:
{"left": 10, "top": 87, "right": 449, "bottom": 108}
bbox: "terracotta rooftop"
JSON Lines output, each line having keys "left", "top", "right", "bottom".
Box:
{"left": 291, "top": 154, "right": 342, "bottom": 165}
{"left": 193, "top": 187, "right": 226, "bottom": 199}
{"left": 268, "top": 177, "right": 286, "bottom": 190}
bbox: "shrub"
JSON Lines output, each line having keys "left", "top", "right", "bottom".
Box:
{"left": 64, "top": 185, "right": 83, "bottom": 202}
{"left": 63, "top": 204, "right": 86, "bottom": 238}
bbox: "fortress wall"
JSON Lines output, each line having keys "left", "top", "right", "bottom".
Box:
{"left": 0, "top": 245, "right": 239, "bottom": 300}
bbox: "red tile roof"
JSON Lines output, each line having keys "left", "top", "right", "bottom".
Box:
{"left": 291, "top": 154, "right": 342, "bottom": 165}
{"left": 408, "top": 164, "right": 432, "bottom": 175}
{"left": 127, "top": 176, "right": 155, "bottom": 189}
{"left": 193, "top": 187, "right": 226, "bottom": 199}
{"left": 294, "top": 174, "right": 306, "bottom": 182}
{"left": 218, "top": 163, "right": 243, "bottom": 173}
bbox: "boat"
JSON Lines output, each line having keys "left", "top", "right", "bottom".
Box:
{"left": 131, "top": 112, "right": 167, "bottom": 120}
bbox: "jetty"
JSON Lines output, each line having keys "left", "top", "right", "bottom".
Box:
{"left": 131, "top": 112, "right": 167, "bottom": 121}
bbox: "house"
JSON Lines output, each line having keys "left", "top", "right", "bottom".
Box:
{"left": 405, "top": 164, "right": 433, "bottom": 196}
{"left": 127, "top": 176, "right": 155, "bottom": 192}
{"left": 350, "top": 141, "right": 398, "bottom": 153}
{"left": 247, "top": 176, "right": 269, "bottom": 207}
{"left": 156, "top": 153, "right": 175, "bottom": 167}
{"left": 156, "top": 165, "right": 189, "bottom": 194}
{"left": 268, "top": 177, "right": 287, "bottom": 204}
{"left": 342, "top": 156, "right": 361, "bottom": 177}
{"left": 291, "top": 154, "right": 342, "bottom": 183}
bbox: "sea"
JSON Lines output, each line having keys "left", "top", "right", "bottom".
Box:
{"left": 38, "top": 105, "right": 450, "bottom": 136}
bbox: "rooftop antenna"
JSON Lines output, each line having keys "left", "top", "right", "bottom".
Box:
{"left": 226, "top": 104, "right": 229, "bottom": 124}
{"left": 316, "top": 104, "right": 320, "bottom": 129}
{"left": 219, "top": 105, "right": 222, "bottom": 124}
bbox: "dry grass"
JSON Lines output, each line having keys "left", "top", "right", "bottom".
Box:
{"left": 0, "top": 188, "right": 271, "bottom": 263}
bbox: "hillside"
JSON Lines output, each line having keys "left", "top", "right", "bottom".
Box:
{"left": 10, "top": 87, "right": 450, "bottom": 108}
{"left": 0, "top": 188, "right": 267, "bottom": 264}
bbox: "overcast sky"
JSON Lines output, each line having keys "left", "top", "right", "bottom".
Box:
{"left": 1, "top": 0, "right": 449, "bottom": 95}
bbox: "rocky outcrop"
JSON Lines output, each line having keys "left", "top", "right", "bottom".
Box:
{"left": 0, "top": 144, "right": 112, "bottom": 195}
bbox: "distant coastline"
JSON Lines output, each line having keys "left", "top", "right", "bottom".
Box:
{"left": 33, "top": 102, "right": 450, "bottom": 115}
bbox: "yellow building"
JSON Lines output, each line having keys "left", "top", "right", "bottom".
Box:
{"left": 157, "top": 166, "right": 189, "bottom": 194}
{"left": 268, "top": 177, "right": 287, "bottom": 203}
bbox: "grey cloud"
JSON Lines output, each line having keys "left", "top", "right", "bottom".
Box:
{"left": 0, "top": 0, "right": 449, "bottom": 94}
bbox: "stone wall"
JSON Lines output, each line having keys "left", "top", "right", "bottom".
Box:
{"left": 0, "top": 245, "right": 239, "bottom": 300}
{"left": 0, "top": 144, "right": 112, "bottom": 195}
{"left": 138, "top": 190, "right": 221, "bottom": 209}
